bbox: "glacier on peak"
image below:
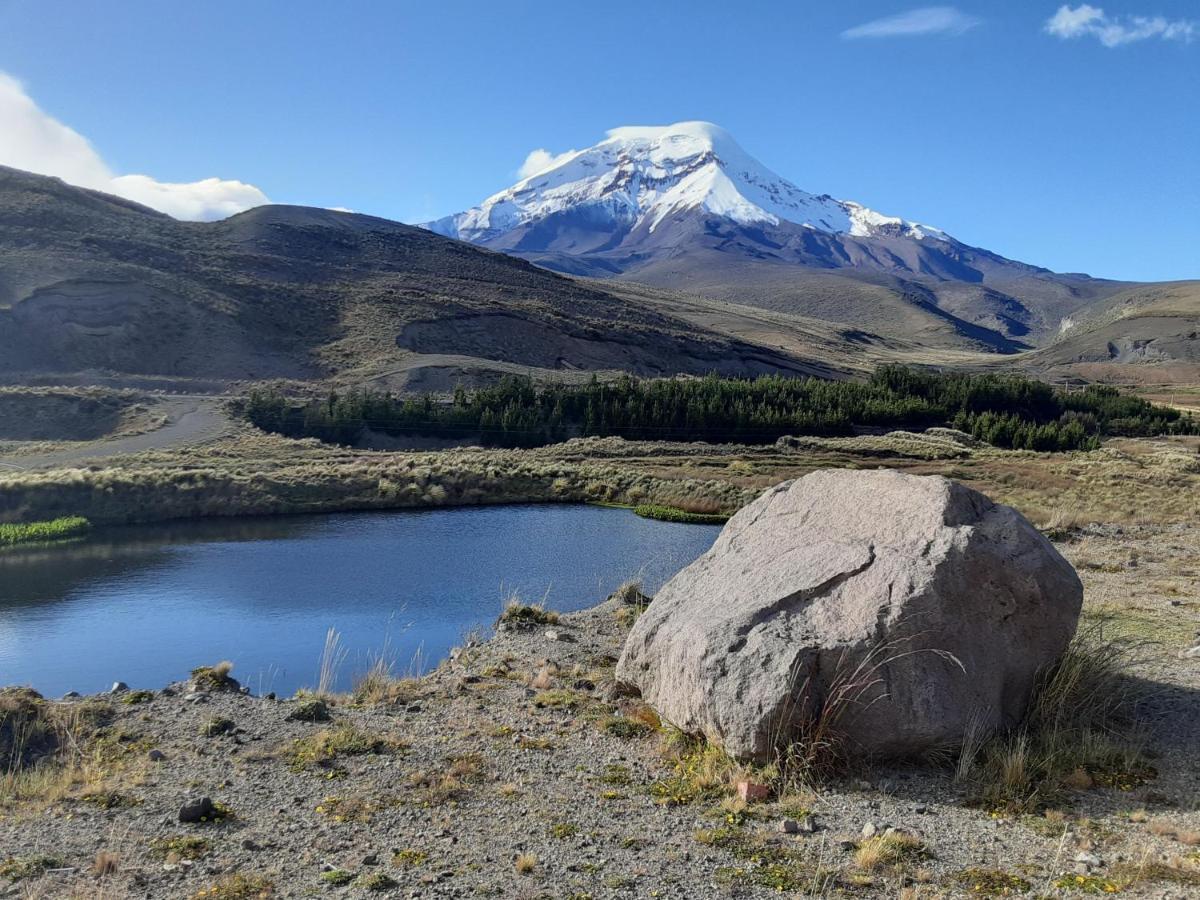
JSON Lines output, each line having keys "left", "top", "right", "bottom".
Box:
{"left": 424, "top": 121, "right": 948, "bottom": 244}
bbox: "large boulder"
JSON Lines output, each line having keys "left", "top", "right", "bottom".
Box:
{"left": 616, "top": 470, "right": 1082, "bottom": 762}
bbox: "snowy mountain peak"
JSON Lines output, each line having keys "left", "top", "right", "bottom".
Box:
{"left": 425, "top": 121, "right": 947, "bottom": 244}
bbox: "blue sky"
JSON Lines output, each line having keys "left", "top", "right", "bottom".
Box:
{"left": 0, "top": 0, "right": 1196, "bottom": 281}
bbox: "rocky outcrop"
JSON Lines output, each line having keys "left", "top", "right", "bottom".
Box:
{"left": 616, "top": 470, "right": 1083, "bottom": 762}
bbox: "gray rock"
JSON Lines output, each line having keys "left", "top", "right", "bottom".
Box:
{"left": 616, "top": 470, "right": 1083, "bottom": 761}
{"left": 61, "top": 691, "right": 81, "bottom": 700}
{"left": 109, "top": 681, "right": 129, "bottom": 694}
{"left": 179, "top": 796, "right": 216, "bottom": 823}
{"left": 779, "top": 818, "right": 800, "bottom": 834}
{"left": 861, "top": 822, "right": 878, "bottom": 839}
{"left": 148, "top": 749, "right": 166, "bottom": 762}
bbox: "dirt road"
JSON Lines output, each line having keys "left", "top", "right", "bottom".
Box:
{"left": 0, "top": 396, "right": 231, "bottom": 470}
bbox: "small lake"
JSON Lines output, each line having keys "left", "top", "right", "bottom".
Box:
{"left": 0, "top": 505, "right": 720, "bottom": 697}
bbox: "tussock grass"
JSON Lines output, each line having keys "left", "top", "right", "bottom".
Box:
{"left": 497, "top": 597, "right": 559, "bottom": 630}
{"left": 649, "top": 729, "right": 738, "bottom": 806}
{"left": 190, "top": 660, "right": 238, "bottom": 692}
{"left": 957, "top": 622, "right": 1151, "bottom": 813}
{"left": 352, "top": 656, "right": 422, "bottom": 706}
{"left": 854, "top": 832, "right": 929, "bottom": 871}
{"left": 514, "top": 852, "right": 537, "bottom": 874}
{"left": 284, "top": 724, "right": 403, "bottom": 772}
{"left": 0, "top": 689, "right": 135, "bottom": 812}
{"left": 0, "top": 516, "right": 89, "bottom": 548}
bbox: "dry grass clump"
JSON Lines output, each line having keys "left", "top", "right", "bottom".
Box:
{"left": 284, "top": 724, "right": 403, "bottom": 772}
{"left": 1110, "top": 855, "right": 1200, "bottom": 889}
{"left": 149, "top": 835, "right": 209, "bottom": 861}
{"left": 514, "top": 852, "right": 537, "bottom": 874}
{"left": 957, "top": 623, "right": 1151, "bottom": 812}
{"left": 406, "top": 753, "right": 486, "bottom": 806}
{"left": 91, "top": 850, "right": 119, "bottom": 876}
{"left": 0, "top": 689, "right": 129, "bottom": 811}
{"left": 352, "top": 657, "right": 422, "bottom": 706}
{"left": 854, "top": 832, "right": 929, "bottom": 871}
{"left": 190, "top": 660, "right": 239, "bottom": 692}
{"left": 192, "top": 873, "right": 274, "bottom": 899}
{"left": 497, "top": 598, "right": 559, "bottom": 630}
{"left": 649, "top": 729, "right": 739, "bottom": 806}
{"left": 0, "top": 854, "right": 63, "bottom": 881}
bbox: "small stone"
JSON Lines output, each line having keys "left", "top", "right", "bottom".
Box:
{"left": 265, "top": 692, "right": 276, "bottom": 700}
{"left": 147, "top": 749, "right": 166, "bottom": 762}
{"left": 836, "top": 836, "right": 857, "bottom": 851}
{"left": 545, "top": 630, "right": 559, "bottom": 641}
{"left": 797, "top": 816, "right": 817, "bottom": 833}
{"left": 861, "top": 822, "right": 878, "bottom": 839}
{"left": 179, "top": 796, "right": 216, "bottom": 823}
{"left": 1169, "top": 599, "right": 1181, "bottom": 607}
{"left": 736, "top": 779, "right": 770, "bottom": 803}
{"left": 778, "top": 818, "right": 800, "bottom": 834}
{"left": 573, "top": 679, "right": 596, "bottom": 691}
{"left": 362, "top": 853, "right": 379, "bottom": 866}
{"left": 242, "top": 839, "right": 261, "bottom": 851}
{"left": 914, "top": 804, "right": 928, "bottom": 814}
{"left": 109, "top": 681, "right": 129, "bottom": 694}
{"left": 406, "top": 703, "right": 422, "bottom": 714}
{"left": 61, "top": 691, "right": 81, "bottom": 700}
{"left": 1075, "top": 851, "right": 1102, "bottom": 867}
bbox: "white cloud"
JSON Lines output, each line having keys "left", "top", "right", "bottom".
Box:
{"left": 517, "top": 147, "right": 577, "bottom": 179}
{"left": 842, "top": 6, "right": 981, "bottom": 39}
{"left": 1045, "top": 4, "right": 1196, "bottom": 47}
{"left": 0, "top": 71, "right": 268, "bottom": 220}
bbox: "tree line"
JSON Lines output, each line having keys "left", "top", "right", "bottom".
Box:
{"left": 241, "top": 366, "right": 1197, "bottom": 453}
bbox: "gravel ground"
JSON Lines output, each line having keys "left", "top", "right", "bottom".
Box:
{"left": 2, "top": 527, "right": 1198, "bottom": 899}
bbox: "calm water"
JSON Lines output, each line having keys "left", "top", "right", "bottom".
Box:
{"left": 0, "top": 505, "right": 719, "bottom": 696}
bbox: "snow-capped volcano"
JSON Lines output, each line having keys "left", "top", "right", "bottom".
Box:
{"left": 422, "top": 122, "right": 1108, "bottom": 354}
{"left": 426, "top": 121, "right": 946, "bottom": 245}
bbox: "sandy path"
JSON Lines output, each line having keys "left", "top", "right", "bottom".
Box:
{"left": 0, "top": 396, "right": 231, "bottom": 470}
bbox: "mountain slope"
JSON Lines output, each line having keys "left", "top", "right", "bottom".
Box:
{"left": 1025, "top": 281, "right": 1200, "bottom": 375}
{"left": 425, "top": 122, "right": 1128, "bottom": 351}
{"left": 0, "top": 165, "right": 864, "bottom": 388}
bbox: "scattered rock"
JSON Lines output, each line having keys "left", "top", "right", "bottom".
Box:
{"left": 778, "top": 818, "right": 800, "bottom": 834}
{"left": 61, "top": 691, "right": 80, "bottom": 700}
{"left": 109, "top": 681, "right": 129, "bottom": 694}
{"left": 147, "top": 749, "right": 166, "bottom": 762}
{"left": 861, "top": 822, "right": 878, "bottom": 839}
{"left": 617, "top": 471, "right": 1083, "bottom": 761}
{"left": 178, "top": 796, "right": 216, "bottom": 823}
{"left": 736, "top": 779, "right": 770, "bottom": 803}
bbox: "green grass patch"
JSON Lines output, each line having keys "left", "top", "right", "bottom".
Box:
{"left": 0, "top": 516, "right": 89, "bottom": 548}
{"left": 633, "top": 504, "right": 729, "bottom": 525}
